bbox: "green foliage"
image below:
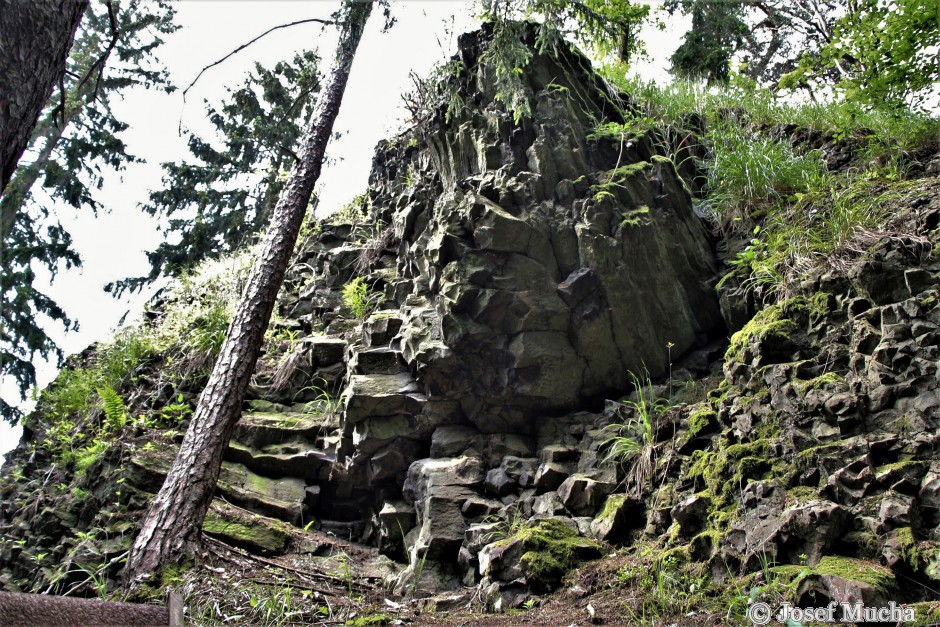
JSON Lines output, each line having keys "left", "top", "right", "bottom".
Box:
{"left": 479, "top": 17, "right": 533, "bottom": 124}
{"left": 495, "top": 519, "right": 602, "bottom": 591}
{"left": 157, "top": 394, "right": 194, "bottom": 425}
{"left": 34, "top": 250, "right": 250, "bottom": 469}
{"left": 702, "top": 124, "right": 827, "bottom": 223}
{"left": 600, "top": 68, "right": 939, "bottom": 294}
{"left": 587, "top": 111, "right": 656, "bottom": 144}
{"left": 666, "top": 0, "right": 747, "bottom": 83}
{"left": 74, "top": 440, "right": 110, "bottom": 475}
{"left": 329, "top": 193, "right": 369, "bottom": 224}
{"left": 341, "top": 277, "right": 373, "bottom": 320}
{"left": 665, "top": 0, "right": 846, "bottom": 88}
{"left": 147, "top": 251, "right": 250, "bottom": 376}
{"left": 619, "top": 553, "right": 710, "bottom": 620}
{"left": 482, "top": 507, "right": 528, "bottom": 544}
{"left": 301, "top": 378, "right": 343, "bottom": 415}
{"left": 779, "top": 0, "right": 940, "bottom": 112}
{"left": 488, "top": 0, "right": 654, "bottom": 64}
{"left": 475, "top": 0, "right": 653, "bottom": 123}
{"left": 37, "top": 367, "right": 136, "bottom": 473}
{"left": 97, "top": 386, "right": 128, "bottom": 431}
{"left": 603, "top": 69, "right": 940, "bottom": 156}
{"left": 603, "top": 371, "right": 668, "bottom": 494}
{"left": 112, "top": 50, "right": 322, "bottom": 295}
{"left": 38, "top": 330, "right": 155, "bottom": 432}
{"left": 1, "top": 1, "right": 177, "bottom": 423}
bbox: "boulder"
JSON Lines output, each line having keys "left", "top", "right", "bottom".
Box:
{"left": 533, "top": 462, "right": 570, "bottom": 492}
{"left": 389, "top": 29, "right": 724, "bottom": 433}
{"left": 671, "top": 494, "right": 711, "bottom": 536}
{"left": 557, "top": 474, "right": 615, "bottom": 516}
{"left": 726, "top": 500, "right": 847, "bottom": 567}
{"left": 403, "top": 457, "right": 485, "bottom": 558}
{"left": 202, "top": 504, "right": 291, "bottom": 556}
{"left": 590, "top": 494, "right": 645, "bottom": 543}
{"left": 794, "top": 557, "right": 897, "bottom": 614}
{"left": 484, "top": 468, "right": 515, "bottom": 497}
{"left": 375, "top": 500, "right": 416, "bottom": 559}
{"left": 343, "top": 373, "right": 426, "bottom": 424}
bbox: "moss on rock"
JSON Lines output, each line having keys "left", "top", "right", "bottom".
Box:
{"left": 794, "top": 371, "right": 845, "bottom": 395}
{"left": 203, "top": 507, "right": 291, "bottom": 555}
{"left": 507, "top": 519, "right": 603, "bottom": 592}
{"left": 812, "top": 556, "right": 896, "bottom": 594}
{"left": 726, "top": 303, "right": 799, "bottom": 364}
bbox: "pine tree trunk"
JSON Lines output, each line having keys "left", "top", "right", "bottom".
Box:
{"left": 0, "top": 0, "right": 88, "bottom": 194}
{"left": 123, "top": 0, "right": 374, "bottom": 588}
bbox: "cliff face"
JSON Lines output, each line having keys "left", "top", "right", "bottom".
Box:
{"left": 367, "top": 26, "right": 723, "bottom": 435}
{"left": 2, "top": 22, "right": 940, "bottom": 623}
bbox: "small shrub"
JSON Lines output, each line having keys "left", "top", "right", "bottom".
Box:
{"left": 329, "top": 193, "right": 368, "bottom": 224}
{"left": 603, "top": 371, "right": 669, "bottom": 494}
{"left": 97, "top": 387, "right": 128, "bottom": 431}
{"left": 342, "top": 277, "right": 373, "bottom": 319}
{"left": 74, "top": 440, "right": 109, "bottom": 475}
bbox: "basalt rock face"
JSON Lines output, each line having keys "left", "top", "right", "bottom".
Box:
{"left": 373, "top": 26, "right": 723, "bottom": 434}
{"left": 17, "top": 23, "right": 940, "bottom": 617}
{"left": 316, "top": 26, "right": 725, "bottom": 596}
{"left": 0, "top": 25, "right": 726, "bottom": 601}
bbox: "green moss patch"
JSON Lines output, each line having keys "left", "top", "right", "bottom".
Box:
{"left": 770, "top": 556, "right": 897, "bottom": 599}
{"left": 510, "top": 519, "right": 603, "bottom": 592}
{"left": 726, "top": 297, "right": 813, "bottom": 364}
{"left": 345, "top": 614, "right": 391, "bottom": 626}
{"left": 684, "top": 417, "right": 787, "bottom": 533}
{"left": 787, "top": 486, "right": 819, "bottom": 503}
{"left": 812, "top": 556, "right": 897, "bottom": 594}
{"left": 597, "top": 494, "right": 629, "bottom": 522}
{"left": 794, "top": 371, "right": 845, "bottom": 395}
{"left": 203, "top": 505, "right": 291, "bottom": 555}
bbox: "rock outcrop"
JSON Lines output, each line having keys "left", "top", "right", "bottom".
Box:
{"left": 375, "top": 26, "right": 722, "bottom": 433}
{"left": 3, "top": 20, "right": 940, "bottom": 622}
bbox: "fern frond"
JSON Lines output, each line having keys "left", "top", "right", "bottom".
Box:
{"left": 96, "top": 386, "right": 127, "bottom": 431}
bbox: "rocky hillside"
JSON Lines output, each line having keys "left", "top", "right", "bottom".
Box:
{"left": 2, "top": 22, "right": 940, "bottom": 625}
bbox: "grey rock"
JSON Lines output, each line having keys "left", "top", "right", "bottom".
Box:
{"left": 878, "top": 492, "right": 914, "bottom": 530}
{"left": 343, "top": 373, "right": 426, "bottom": 424}
{"left": 533, "top": 462, "right": 570, "bottom": 492}
{"left": 479, "top": 538, "right": 525, "bottom": 582}
{"left": 531, "top": 492, "right": 565, "bottom": 516}
{"left": 308, "top": 336, "right": 347, "bottom": 367}
{"left": 589, "top": 494, "right": 644, "bottom": 543}
{"left": 671, "top": 494, "right": 710, "bottom": 536}
{"left": 539, "top": 444, "right": 579, "bottom": 464}
{"left": 726, "top": 500, "right": 847, "bottom": 566}
{"left": 485, "top": 468, "right": 515, "bottom": 497}
{"left": 557, "top": 474, "right": 615, "bottom": 516}
{"left": 430, "top": 425, "right": 479, "bottom": 458}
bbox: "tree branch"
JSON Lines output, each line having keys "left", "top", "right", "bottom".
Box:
{"left": 182, "top": 17, "right": 334, "bottom": 102}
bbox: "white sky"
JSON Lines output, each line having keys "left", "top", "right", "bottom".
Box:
{"left": 0, "top": 1, "right": 690, "bottom": 462}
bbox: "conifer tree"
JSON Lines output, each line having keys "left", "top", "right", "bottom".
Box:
{"left": 0, "top": 0, "right": 176, "bottom": 422}
{"left": 109, "top": 51, "right": 322, "bottom": 296}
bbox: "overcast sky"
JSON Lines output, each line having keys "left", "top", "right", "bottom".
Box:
{"left": 0, "top": 1, "right": 690, "bottom": 461}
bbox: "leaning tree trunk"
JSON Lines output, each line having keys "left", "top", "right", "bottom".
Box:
{"left": 123, "top": 0, "right": 374, "bottom": 588}
{"left": 0, "top": 0, "right": 88, "bottom": 195}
